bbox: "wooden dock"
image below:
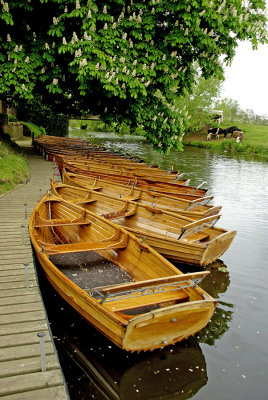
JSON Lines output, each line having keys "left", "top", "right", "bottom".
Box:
{"left": 0, "top": 141, "right": 69, "bottom": 399}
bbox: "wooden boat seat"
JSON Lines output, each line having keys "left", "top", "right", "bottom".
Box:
{"left": 95, "top": 271, "right": 210, "bottom": 295}
{"left": 95, "top": 271, "right": 209, "bottom": 311}
{"left": 183, "top": 232, "right": 209, "bottom": 243}
{"left": 101, "top": 290, "right": 189, "bottom": 313}
{"left": 178, "top": 214, "right": 221, "bottom": 240}
{"left": 42, "top": 235, "right": 129, "bottom": 255}
{"left": 35, "top": 210, "right": 90, "bottom": 228}
{"left": 70, "top": 198, "right": 97, "bottom": 205}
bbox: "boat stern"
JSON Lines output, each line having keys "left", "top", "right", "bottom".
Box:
{"left": 121, "top": 300, "right": 216, "bottom": 351}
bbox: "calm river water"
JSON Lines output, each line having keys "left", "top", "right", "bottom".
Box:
{"left": 39, "top": 129, "right": 268, "bottom": 400}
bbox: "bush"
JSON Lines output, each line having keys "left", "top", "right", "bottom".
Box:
{"left": 17, "top": 100, "right": 69, "bottom": 137}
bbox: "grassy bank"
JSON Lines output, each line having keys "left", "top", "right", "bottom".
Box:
{"left": 184, "top": 123, "right": 268, "bottom": 158}
{"left": 0, "top": 134, "right": 29, "bottom": 194}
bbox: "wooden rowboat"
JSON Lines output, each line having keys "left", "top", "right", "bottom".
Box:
{"left": 29, "top": 194, "right": 217, "bottom": 351}
{"left": 63, "top": 167, "right": 206, "bottom": 201}
{"left": 58, "top": 173, "right": 220, "bottom": 218}
{"left": 63, "top": 161, "right": 207, "bottom": 198}
{"left": 51, "top": 180, "right": 236, "bottom": 266}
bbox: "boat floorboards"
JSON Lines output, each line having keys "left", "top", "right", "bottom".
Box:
{"left": 50, "top": 251, "right": 133, "bottom": 291}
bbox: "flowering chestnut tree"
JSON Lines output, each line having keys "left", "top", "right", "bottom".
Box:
{"left": 0, "top": 0, "right": 267, "bottom": 151}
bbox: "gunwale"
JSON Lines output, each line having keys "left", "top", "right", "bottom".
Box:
{"left": 29, "top": 194, "right": 217, "bottom": 351}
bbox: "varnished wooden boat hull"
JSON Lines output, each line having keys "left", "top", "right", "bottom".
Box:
{"left": 64, "top": 162, "right": 207, "bottom": 198}
{"left": 63, "top": 167, "right": 207, "bottom": 204}
{"left": 29, "top": 195, "right": 217, "bottom": 351}
{"left": 52, "top": 179, "right": 220, "bottom": 219}
{"left": 54, "top": 180, "right": 235, "bottom": 266}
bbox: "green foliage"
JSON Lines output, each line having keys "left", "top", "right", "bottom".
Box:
{"left": 215, "top": 98, "right": 268, "bottom": 124}
{"left": 21, "top": 121, "right": 47, "bottom": 138}
{"left": 0, "top": 132, "right": 29, "bottom": 193}
{"left": 175, "top": 72, "right": 223, "bottom": 134}
{"left": 0, "top": 0, "right": 267, "bottom": 151}
{"left": 17, "top": 100, "right": 69, "bottom": 137}
{"left": 8, "top": 114, "right": 17, "bottom": 122}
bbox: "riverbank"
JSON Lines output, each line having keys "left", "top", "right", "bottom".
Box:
{"left": 0, "top": 134, "right": 29, "bottom": 194}
{"left": 183, "top": 123, "right": 268, "bottom": 158}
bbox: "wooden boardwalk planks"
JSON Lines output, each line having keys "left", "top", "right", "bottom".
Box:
{"left": 0, "top": 141, "right": 69, "bottom": 399}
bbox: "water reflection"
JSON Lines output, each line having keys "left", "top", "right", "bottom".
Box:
{"left": 55, "top": 323, "right": 208, "bottom": 400}
{"left": 171, "top": 260, "right": 233, "bottom": 346}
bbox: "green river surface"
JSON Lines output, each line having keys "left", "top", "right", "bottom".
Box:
{"left": 38, "top": 128, "right": 268, "bottom": 400}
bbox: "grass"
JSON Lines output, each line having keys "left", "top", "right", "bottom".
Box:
{"left": 0, "top": 136, "right": 29, "bottom": 194}
{"left": 184, "top": 122, "right": 268, "bottom": 158}
{"left": 69, "top": 119, "right": 111, "bottom": 132}
{"left": 21, "top": 121, "right": 47, "bottom": 137}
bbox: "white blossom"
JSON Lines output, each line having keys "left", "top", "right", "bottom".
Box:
{"left": 76, "top": 0, "right": 80, "bottom": 10}
{"left": 80, "top": 58, "right": 87, "bottom": 67}
{"left": 152, "top": 115, "right": 157, "bottom": 121}
{"left": 53, "top": 78, "right": 58, "bottom": 85}
{"left": 122, "top": 83, "right": 125, "bottom": 89}
{"left": 132, "top": 69, "right": 136, "bottom": 77}
{"left": 122, "top": 66, "right": 127, "bottom": 73}
{"left": 45, "top": 43, "right": 50, "bottom": 50}
{"left": 103, "top": 5, "right": 107, "bottom": 14}
{"left": 25, "top": 56, "right": 29, "bottom": 63}
{"left": 72, "top": 32, "right": 79, "bottom": 43}
{"left": 41, "top": 67, "right": 45, "bottom": 74}
{"left": 75, "top": 49, "right": 82, "bottom": 57}
{"left": 88, "top": 9, "right": 92, "bottom": 18}
{"left": 62, "top": 37, "right": 67, "bottom": 45}
{"left": 112, "top": 22, "right": 117, "bottom": 29}
{"left": 151, "top": 8, "right": 155, "bottom": 15}
{"left": 162, "top": 54, "right": 166, "bottom": 61}
{"left": 145, "top": 81, "right": 150, "bottom": 87}
{"left": 64, "top": 6, "right": 68, "bottom": 13}
{"left": 199, "top": 10, "right": 206, "bottom": 17}
{"left": 133, "top": 59, "right": 137, "bottom": 66}
{"left": 122, "top": 32, "right": 127, "bottom": 40}
{"left": 26, "top": 24, "right": 31, "bottom": 31}
{"left": 104, "top": 23, "right": 108, "bottom": 30}
{"left": 7, "top": 34, "right": 11, "bottom": 42}
{"left": 184, "top": 28, "right": 188, "bottom": 36}
{"left": 3, "top": 2, "right": 9, "bottom": 12}
{"left": 53, "top": 17, "right": 59, "bottom": 25}
{"left": 142, "top": 63, "right": 147, "bottom": 70}
{"left": 22, "top": 84, "right": 27, "bottom": 91}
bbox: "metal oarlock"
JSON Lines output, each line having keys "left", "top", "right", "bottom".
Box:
{"left": 21, "top": 224, "right": 25, "bottom": 245}
{"left": 37, "top": 332, "right": 46, "bottom": 372}
{"left": 24, "top": 262, "right": 29, "bottom": 289}
{"left": 24, "top": 203, "right": 27, "bottom": 220}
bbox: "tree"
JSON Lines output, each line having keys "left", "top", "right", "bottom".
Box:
{"left": 0, "top": 0, "right": 267, "bottom": 151}
{"left": 214, "top": 98, "right": 241, "bottom": 122}
{"left": 174, "top": 71, "right": 223, "bottom": 133}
